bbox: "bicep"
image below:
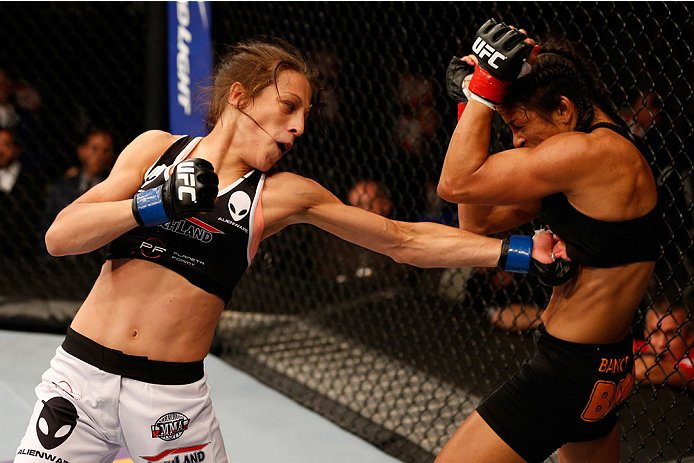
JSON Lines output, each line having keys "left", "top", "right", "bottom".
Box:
{"left": 71, "top": 166, "right": 143, "bottom": 206}
{"left": 464, "top": 150, "right": 558, "bottom": 204}
{"left": 448, "top": 135, "right": 587, "bottom": 205}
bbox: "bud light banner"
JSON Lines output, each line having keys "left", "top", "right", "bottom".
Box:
{"left": 168, "top": 1, "right": 212, "bottom": 137}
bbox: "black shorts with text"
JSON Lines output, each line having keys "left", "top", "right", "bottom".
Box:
{"left": 477, "top": 324, "right": 634, "bottom": 463}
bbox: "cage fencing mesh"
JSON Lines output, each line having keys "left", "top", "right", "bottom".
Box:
{"left": 0, "top": 2, "right": 693, "bottom": 462}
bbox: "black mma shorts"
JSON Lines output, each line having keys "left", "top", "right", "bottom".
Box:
{"left": 477, "top": 324, "right": 634, "bottom": 462}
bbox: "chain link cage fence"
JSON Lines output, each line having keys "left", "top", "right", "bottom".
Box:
{"left": 0, "top": 2, "right": 692, "bottom": 462}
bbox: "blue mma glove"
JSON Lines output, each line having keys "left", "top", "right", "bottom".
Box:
{"left": 132, "top": 158, "right": 219, "bottom": 227}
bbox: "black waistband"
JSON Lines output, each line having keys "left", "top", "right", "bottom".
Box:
{"left": 536, "top": 324, "right": 633, "bottom": 356}
{"left": 62, "top": 327, "right": 204, "bottom": 385}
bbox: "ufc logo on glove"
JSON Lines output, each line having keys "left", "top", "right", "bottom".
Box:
{"left": 176, "top": 161, "right": 198, "bottom": 203}
{"left": 472, "top": 37, "right": 507, "bottom": 69}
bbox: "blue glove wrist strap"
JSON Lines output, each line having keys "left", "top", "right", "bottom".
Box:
{"left": 133, "top": 186, "right": 169, "bottom": 227}
{"left": 502, "top": 235, "right": 533, "bottom": 273}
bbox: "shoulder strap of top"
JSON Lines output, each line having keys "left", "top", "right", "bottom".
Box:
{"left": 585, "top": 122, "right": 654, "bottom": 161}
{"left": 585, "top": 122, "right": 639, "bottom": 144}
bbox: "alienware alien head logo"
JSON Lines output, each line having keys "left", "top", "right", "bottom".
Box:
{"left": 142, "top": 164, "right": 169, "bottom": 188}
{"left": 36, "top": 397, "right": 78, "bottom": 450}
{"left": 228, "top": 191, "right": 251, "bottom": 222}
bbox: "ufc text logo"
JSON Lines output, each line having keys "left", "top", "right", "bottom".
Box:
{"left": 472, "top": 37, "right": 507, "bottom": 69}
{"left": 176, "top": 161, "right": 197, "bottom": 203}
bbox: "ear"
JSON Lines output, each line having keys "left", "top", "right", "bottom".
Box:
{"left": 556, "top": 96, "right": 574, "bottom": 126}
{"left": 228, "top": 82, "right": 247, "bottom": 106}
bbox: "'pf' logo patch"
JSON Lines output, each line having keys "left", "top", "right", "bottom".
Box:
{"left": 36, "top": 397, "right": 78, "bottom": 450}
{"left": 140, "top": 238, "right": 167, "bottom": 258}
{"left": 151, "top": 412, "right": 190, "bottom": 441}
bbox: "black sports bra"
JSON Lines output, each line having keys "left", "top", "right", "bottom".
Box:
{"left": 105, "top": 136, "right": 266, "bottom": 303}
{"left": 538, "top": 123, "right": 661, "bottom": 267}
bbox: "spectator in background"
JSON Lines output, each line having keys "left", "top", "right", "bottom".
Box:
{"left": 620, "top": 90, "right": 662, "bottom": 140}
{"left": 311, "top": 49, "right": 343, "bottom": 125}
{"left": 314, "top": 179, "right": 406, "bottom": 285}
{"left": 0, "top": 68, "right": 43, "bottom": 157}
{"left": 395, "top": 73, "right": 441, "bottom": 155}
{"left": 340, "top": 179, "right": 396, "bottom": 282}
{"left": 416, "top": 181, "right": 457, "bottom": 226}
{"left": 348, "top": 179, "right": 392, "bottom": 217}
{"left": 484, "top": 269, "right": 545, "bottom": 333}
{"left": 0, "top": 127, "right": 44, "bottom": 257}
{"left": 634, "top": 289, "right": 694, "bottom": 392}
{"left": 623, "top": 91, "right": 694, "bottom": 288}
{"left": 41, "top": 129, "right": 115, "bottom": 231}
{"left": 0, "top": 69, "right": 20, "bottom": 128}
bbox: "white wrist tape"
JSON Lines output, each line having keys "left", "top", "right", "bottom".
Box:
{"left": 518, "top": 61, "right": 532, "bottom": 78}
{"left": 462, "top": 74, "right": 473, "bottom": 101}
{"left": 469, "top": 92, "right": 497, "bottom": 110}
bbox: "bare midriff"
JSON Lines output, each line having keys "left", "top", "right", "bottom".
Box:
{"left": 70, "top": 258, "right": 225, "bottom": 362}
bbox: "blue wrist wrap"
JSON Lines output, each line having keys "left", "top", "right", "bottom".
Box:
{"left": 504, "top": 235, "right": 533, "bottom": 273}
{"left": 134, "top": 186, "right": 169, "bottom": 227}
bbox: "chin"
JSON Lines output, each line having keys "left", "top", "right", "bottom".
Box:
{"left": 259, "top": 159, "right": 277, "bottom": 172}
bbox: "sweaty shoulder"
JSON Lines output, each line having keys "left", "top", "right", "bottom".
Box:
{"left": 113, "top": 130, "right": 179, "bottom": 179}
{"left": 120, "top": 130, "right": 179, "bottom": 164}
{"left": 523, "top": 131, "right": 594, "bottom": 194}
{"left": 533, "top": 128, "right": 637, "bottom": 186}
{"left": 536, "top": 130, "right": 592, "bottom": 161}
{"left": 263, "top": 171, "right": 331, "bottom": 208}
{"left": 261, "top": 171, "right": 338, "bottom": 231}
{"left": 583, "top": 126, "right": 650, "bottom": 178}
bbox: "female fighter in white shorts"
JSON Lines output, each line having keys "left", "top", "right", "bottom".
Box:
{"left": 15, "top": 37, "right": 561, "bottom": 463}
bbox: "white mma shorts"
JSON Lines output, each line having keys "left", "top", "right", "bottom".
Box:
{"left": 15, "top": 328, "right": 230, "bottom": 463}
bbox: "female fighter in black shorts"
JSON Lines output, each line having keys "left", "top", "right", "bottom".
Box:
{"left": 436, "top": 20, "right": 659, "bottom": 463}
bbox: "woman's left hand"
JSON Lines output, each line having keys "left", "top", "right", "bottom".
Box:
{"left": 531, "top": 229, "right": 556, "bottom": 264}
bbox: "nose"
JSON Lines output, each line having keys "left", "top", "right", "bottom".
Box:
{"left": 513, "top": 133, "right": 527, "bottom": 148}
{"left": 650, "top": 331, "right": 667, "bottom": 354}
{"left": 289, "top": 115, "right": 305, "bottom": 138}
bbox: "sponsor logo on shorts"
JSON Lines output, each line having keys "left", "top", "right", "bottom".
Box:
{"left": 581, "top": 373, "right": 634, "bottom": 422}
{"left": 16, "top": 447, "right": 70, "bottom": 462}
{"left": 141, "top": 443, "right": 209, "bottom": 462}
{"left": 598, "top": 355, "right": 631, "bottom": 373}
{"left": 36, "top": 397, "right": 78, "bottom": 450}
{"left": 151, "top": 412, "right": 190, "bottom": 441}
{"left": 581, "top": 354, "right": 635, "bottom": 422}
{"left": 51, "top": 380, "right": 83, "bottom": 401}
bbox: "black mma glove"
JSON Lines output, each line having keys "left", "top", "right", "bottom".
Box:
{"left": 498, "top": 235, "right": 577, "bottom": 287}
{"left": 468, "top": 19, "right": 533, "bottom": 108}
{"left": 445, "top": 56, "right": 475, "bottom": 120}
{"left": 132, "top": 158, "right": 219, "bottom": 227}
{"left": 529, "top": 254, "right": 577, "bottom": 286}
